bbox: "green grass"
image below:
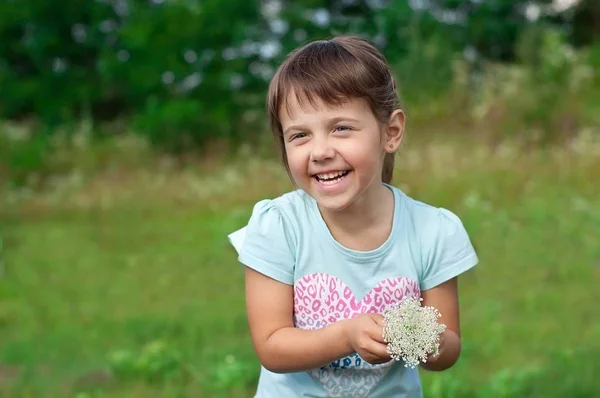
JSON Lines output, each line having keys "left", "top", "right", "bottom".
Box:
{"left": 1, "top": 139, "right": 599, "bottom": 397}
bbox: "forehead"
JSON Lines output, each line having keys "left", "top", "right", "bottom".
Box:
{"left": 279, "top": 89, "right": 372, "bottom": 125}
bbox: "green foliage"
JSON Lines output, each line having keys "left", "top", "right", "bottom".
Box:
{"left": 423, "top": 346, "right": 600, "bottom": 397}
{"left": 0, "top": 0, "right": 596, "bottom": 153}
{"left": 474, "top": 348, "right": 599, "bottom": 397}
{"left": 107, "top": 340, "right": 184, "bottom": 384}
{"left": 132, "top": 98, "right": 206, "bottom": 151}
{"left": 467, "top": 25, "right": 599, "bottom": 144}
{"left": 207, "top": 354, "right": 258, "bottom": 391}
{"left": 0, "top": 127, "right": 49, "bottom": 186}
{"left": 0, "top": 0, "right": 265, "bottom": 148}
{"left": 0, "top": 139, "right": 599, "bottom": 397}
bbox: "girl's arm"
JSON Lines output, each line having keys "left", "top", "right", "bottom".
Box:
{"left": 244, "top": 267, "right": 388, "bottom": 373}
{"left": 245, "top": 267, "right": 353, "bottom": 373}
{"left": 420, "top": 277, "right": 462, "bottom": 371}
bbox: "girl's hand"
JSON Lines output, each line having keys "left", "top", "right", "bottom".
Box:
{"left": 344, "top": 314, "right": 392, "bottom": 365}
{"left": 427, "top": 330, "right": 445, "bottom": 363}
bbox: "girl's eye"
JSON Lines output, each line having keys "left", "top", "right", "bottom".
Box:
{"left": 290, "top": 132, "right": 307, "bottom": 141}
{"left": 335, "top": 125, "right": 352, "bottom": 132}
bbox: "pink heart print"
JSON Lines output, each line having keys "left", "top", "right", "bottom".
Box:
{"left": 293, "top": 273, "right": 421, "bottom": 397}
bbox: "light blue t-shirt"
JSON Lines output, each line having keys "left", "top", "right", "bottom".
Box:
{"left": 228, "top": 184, "right": 478, "bottom": 398}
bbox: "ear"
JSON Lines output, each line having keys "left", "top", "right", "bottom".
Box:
{"left": 384, "top": 109, "right": 406, "bottom": 154}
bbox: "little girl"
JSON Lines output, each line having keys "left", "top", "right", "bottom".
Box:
{"left": 228, "top": 35, "right": 478, "bottom": 398}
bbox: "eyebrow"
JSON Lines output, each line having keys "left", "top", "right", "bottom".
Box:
{"left": 283, "top": 117, "right": 361, "bottom": 136}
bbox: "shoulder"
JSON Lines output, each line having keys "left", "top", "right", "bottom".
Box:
{"left": 391, "top": 186, "right": 478, "bottom": 290}
{"left": 269, "top": 189, "right": 313, "bottom": 216}
{"left": 394, "top": 187, "right": 465, "bottom": 235}
{"left": 228, "top": 190, "right": 311, "bottom": 285}
{"left": 242, "top": 190, "right": 308, "bottom": 239}
{"left": 248, "top": 189, "right": 311, "bottom": 234}
{"left": 231, "top": 189, "right": 312, "bottom": 247}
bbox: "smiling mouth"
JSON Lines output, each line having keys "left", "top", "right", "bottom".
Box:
{"left": 314, "top": 170, "right": 351, "bottom": 185}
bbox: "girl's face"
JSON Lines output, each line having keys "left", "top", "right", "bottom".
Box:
{"left": 280, "top": 94, "right": 399, "bottom": 212}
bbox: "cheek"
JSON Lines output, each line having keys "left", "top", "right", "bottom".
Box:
{"left": 285, "top": 148, "right": 306, "bottom": 176}
{"left": 343, "top": 140, "right": 381, "bottom": 171}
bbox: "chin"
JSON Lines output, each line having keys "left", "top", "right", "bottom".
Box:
{"left": 308, "top": 180, "right": 359, "bottom": 213}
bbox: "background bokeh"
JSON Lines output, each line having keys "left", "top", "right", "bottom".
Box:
{"left": 0, "top": 0, "right": 599, "bottom": 397}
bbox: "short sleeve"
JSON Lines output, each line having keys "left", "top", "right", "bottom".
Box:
{"left": 420, "top": 208, "right": 478, "bottom": 291}
{"left": 227, "top": 199, "right": 296, "bottom": 285}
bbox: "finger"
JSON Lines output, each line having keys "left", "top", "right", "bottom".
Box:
{"left": 367, "top": 323, "right": 387, "bottom": 344}
{"left": 371, "top": 313, "right": 385, "bottom": 327}
{"left": 364, "top": 340, "right": 390, "bottom": 360}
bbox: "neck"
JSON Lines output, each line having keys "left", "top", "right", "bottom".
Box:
{"left": 318, "top": 182, "right": 393, "bottom": 235}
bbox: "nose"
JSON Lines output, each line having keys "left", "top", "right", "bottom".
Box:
{"left": 309, "top": 136, "right": 335, "bottom": 162}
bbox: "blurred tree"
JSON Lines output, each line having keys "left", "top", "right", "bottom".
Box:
{"left": 566, "top": 0, "right": 600, "bottom": 46}
{"left": 0, "top": 0, "right": 265, "bottom": 150}
{"left": 0, "top": 0, "right": 594, "bottom": 151}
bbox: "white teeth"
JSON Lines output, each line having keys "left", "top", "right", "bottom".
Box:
{"left": 320, "top": 177, "right": 343, "bottom": 185}
{"left": 316, "top": 171, "right": 346, "bottom": 180}
{"left": 315, "top": 170, "right": 349, "bottom": 185}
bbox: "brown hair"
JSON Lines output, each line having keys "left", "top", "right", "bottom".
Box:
{"left": 267, "top": 35, "right": 401, "bottom": 184}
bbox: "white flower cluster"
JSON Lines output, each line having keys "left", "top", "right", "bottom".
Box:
{"left": 382, "top": 296, "right": 447, "bottom": 368}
